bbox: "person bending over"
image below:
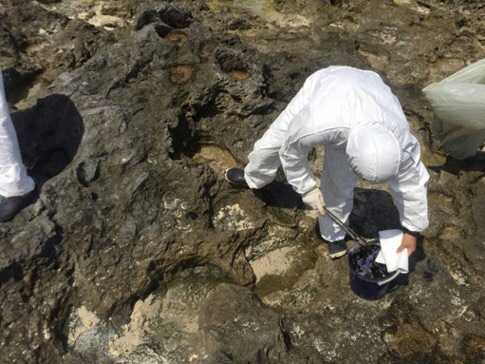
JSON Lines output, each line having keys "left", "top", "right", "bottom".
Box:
{"left": 225, "top": 66, "right": 429, "bottom": 259}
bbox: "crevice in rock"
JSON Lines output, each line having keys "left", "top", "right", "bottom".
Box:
{"left": 168, "top": 113, "right": 196, "bottom": 160}
{"left": 133, "top": 3, "right": 193, "bottom": 31}
{"left": 0, "top": 262, "right": 24, "bottom": 285}
{"left": 215, "top": 47, "right": 252, "bottom": 81}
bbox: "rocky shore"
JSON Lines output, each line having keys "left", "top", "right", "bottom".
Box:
{"left": 0, "top": 0, "right": 483, "bottom": 363}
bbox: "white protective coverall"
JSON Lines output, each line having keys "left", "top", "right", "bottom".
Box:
{"left": 244, "top": 66, "right": 429, "bottom": 242}
{"left": 0, "top": 66, "right": 35, "bottom": 197}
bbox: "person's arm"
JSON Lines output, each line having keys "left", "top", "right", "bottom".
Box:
{"left": 387, "top": 142, "right": 429, "bottom": 256}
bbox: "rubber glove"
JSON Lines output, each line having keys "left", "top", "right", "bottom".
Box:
{"left": 302, "top": 185, "right": 325, "bottom": 215}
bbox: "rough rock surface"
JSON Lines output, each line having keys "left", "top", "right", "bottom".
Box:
{"left": 0, "top": 0, "right": 483, "bottom": 363}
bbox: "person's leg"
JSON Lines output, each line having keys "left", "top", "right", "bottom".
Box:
{"left": 0, "top": 67, "right": 34, "bottom": 198}
{"left": 0, "top": 67, "right": 35, "bottom": 221}
{"left": 226, "top": 124, "right": 284, "bottom": 188}
{"left": 241, "top": 106, "right": 299, "bottom": 189}
{"left": 230, "top": 75, "right": 315, "bottom": 189}
{"left": 243, "top": 128, "right": 285, "bottom": 189}
{"left": 318, "top": 147, "right": 358, "bottom": 242}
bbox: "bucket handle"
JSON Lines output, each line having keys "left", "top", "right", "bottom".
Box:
{"left": 376, "top": 270, "right": 401, "bottom": 286}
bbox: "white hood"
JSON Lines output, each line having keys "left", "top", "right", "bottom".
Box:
{"left": 346, "top": 125, "right": 401, "bottom": 183}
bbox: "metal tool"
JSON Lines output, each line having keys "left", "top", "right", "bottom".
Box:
{"left": 322, "top": 207, "right": 370, "bottom": 246}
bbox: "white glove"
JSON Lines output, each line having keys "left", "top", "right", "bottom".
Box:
{"left": 302, "top": 186, "right": 325, "bottom": 215}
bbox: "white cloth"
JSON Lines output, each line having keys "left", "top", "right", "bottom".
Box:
{"left": 243, "top": 66, "right": 429, "bottom": 241}
{"left": 0, "top": 65, "right": 35, "bottom": 197}
{"left": 375, "top": 229, "right": 409, "bottom": 274}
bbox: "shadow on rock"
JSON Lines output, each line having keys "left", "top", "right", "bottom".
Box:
{"left": 429, "top": 152, "right": 485, "bottom": 175}
{"left": 409, "top": 238, "right": 426, "bottom": 273}
{"left": 251, "top": 180, "right": 301, "bottom": 209}
{"left": 11, "top": 94, "right": 84, "bottom": 189}
{"left": 350, "top": 187, "right": 402, "bottom": 237}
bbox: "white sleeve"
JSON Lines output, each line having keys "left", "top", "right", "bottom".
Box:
{"left": 387, "top": 142, "right": 430, "bottom": 232}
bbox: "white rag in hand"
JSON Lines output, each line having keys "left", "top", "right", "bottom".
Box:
{"left": 375, "top": 229, "right": 409, "bottom": 274}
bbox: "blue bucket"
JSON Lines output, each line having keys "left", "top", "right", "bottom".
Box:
{"left": 348, "top": 243, "right": 401, "bottom": 300}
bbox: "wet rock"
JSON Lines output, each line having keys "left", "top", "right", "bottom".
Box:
{"left": 383, "top": 321, "right": 437, "bottom": 357}
{"left": 0, "top": 216, "right": 58, "bottom": 271}
{"left": 187, "top": 283, "right": 290, "bottom": 363}
{"left": 0, "top": 0, "right": 483, "bottom": 363}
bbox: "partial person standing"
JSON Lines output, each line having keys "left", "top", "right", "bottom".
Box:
{"left": 0, "top": 65, "right": 35, "bottom": 221}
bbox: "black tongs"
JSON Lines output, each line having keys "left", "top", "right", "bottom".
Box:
{"left": 323, "top": 207, "right": 371, "bottom": 246}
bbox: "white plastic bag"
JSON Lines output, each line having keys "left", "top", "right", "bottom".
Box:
{"left": 422, "top": 59, "right": 485, "bottom": 159}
